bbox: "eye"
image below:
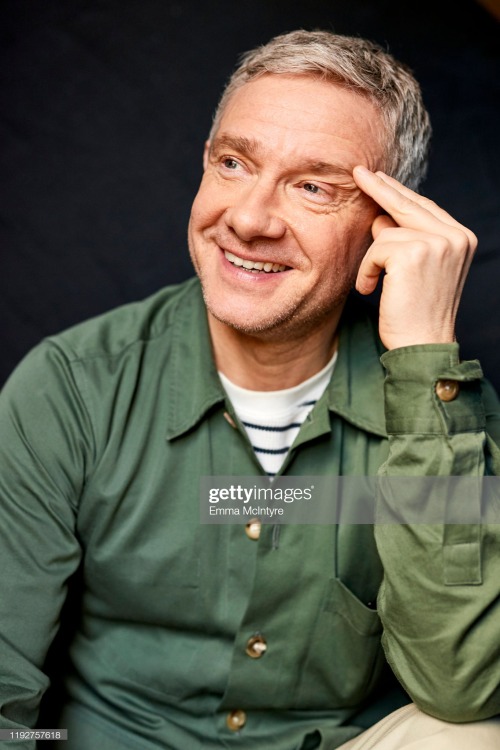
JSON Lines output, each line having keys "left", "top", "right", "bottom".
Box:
{"left": 303, "top": 182, "right": 320, "bottom": 194}
{"left": 213, "top": 153, "right": 249, "bottom": 181}
{"left": 299, "top": 181, "right": 332, "bottom": 203}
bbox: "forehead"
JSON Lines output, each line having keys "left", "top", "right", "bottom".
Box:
{"left": 214, "top": 74, "right": 385, "bottom": 170}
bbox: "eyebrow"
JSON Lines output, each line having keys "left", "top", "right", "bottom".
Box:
{"left": 210, "top": 134, "right": 260, "bottom": 157}
{"left": 210, "top": 133, "right": 354, "bottom": 179}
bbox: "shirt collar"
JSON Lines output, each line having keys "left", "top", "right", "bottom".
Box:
{"left": 327, "top": 296, "right": 387, "bottom": 438}
{"left": 166, "top": 279, "right": 227, "bottom": 440}
{"left": 166, "top": 282, "right": 386, "bottom": 441}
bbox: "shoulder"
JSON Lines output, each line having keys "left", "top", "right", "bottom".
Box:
{"left": 1, "top": 277, "right": 203, "bottom": 411}
{"left": 0, "top": 278, "right": 205, "bottom": 467}
{"left": 45, "top": 277, "right": 201, "bottom": 365}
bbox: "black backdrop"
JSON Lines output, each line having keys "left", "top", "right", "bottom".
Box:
{"left": 1, "top": 0, "right": 499, "bottom": 388}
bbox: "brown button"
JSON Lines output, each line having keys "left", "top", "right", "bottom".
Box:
{"left": 245, "top": 518, "right": 261, "bottom": 541}
{"left": 246, "top": 634, "right": 267, "bottom": 658}
{"left": 435, "top": 379, "right": 460, "bottom": 402}
{"left": 226, "top": 709, "right": 247, "bottom": 731}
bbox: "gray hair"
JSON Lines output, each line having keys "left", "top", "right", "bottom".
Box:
{"left": 209, "top": 30, "right": 431, "bottom": 191}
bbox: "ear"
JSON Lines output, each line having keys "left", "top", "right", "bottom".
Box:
{"left": 203, "top": 140, "right": 210, "bottom": 171}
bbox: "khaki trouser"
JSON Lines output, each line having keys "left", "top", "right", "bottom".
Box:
{"left": 337, "top": 704, "right": 500, "bottom": 749}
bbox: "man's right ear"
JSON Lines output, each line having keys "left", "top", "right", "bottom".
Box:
{"left": 203, "top": 140, "right": 211, "bottom": 171}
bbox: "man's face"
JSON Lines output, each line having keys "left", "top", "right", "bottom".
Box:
{"left": 188, "top": 74, "right": 384, "bottom": 340}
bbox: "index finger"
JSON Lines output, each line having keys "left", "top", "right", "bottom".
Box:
{"left": 353, "top": 166, "right": 476, "bottom": 246}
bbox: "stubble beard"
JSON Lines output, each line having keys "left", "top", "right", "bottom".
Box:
{"left": 188, "top": 224, "right": 364, "bottom": 344}
{"left": 199, "top": 271, "right": 352, "bottom": 344}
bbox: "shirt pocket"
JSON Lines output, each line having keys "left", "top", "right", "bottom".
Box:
{"left": 295, "top": 577, "right": 384, "bottom": 708}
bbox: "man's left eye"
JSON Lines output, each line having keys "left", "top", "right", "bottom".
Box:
{"left": 303, "top": 183, "right": 320, "bottom": 194}
{"left": 223, "top": 158, "right": 239, "bottom": 169}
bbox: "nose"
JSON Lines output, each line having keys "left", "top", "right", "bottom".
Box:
{"left": 224, "top": 180, "right": 286, "bottom": 242}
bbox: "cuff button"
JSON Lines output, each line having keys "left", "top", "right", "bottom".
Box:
{"left": 435, "top": 379, "right": 460, "bottom": 402}
{"left": 226, "top": 709, "right": 247, "bottom": 731}
{"left": 245, "top": 634, "right": 268, "bottom": 658}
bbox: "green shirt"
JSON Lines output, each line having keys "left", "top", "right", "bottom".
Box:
{"left": 1, "top": 277, "right": 499, "bottom": 750}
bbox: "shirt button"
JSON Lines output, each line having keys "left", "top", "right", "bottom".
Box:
{"left": 435, "top": 379, "right": 460, "bottom": 402}
{"left": 245, "top": 518, "right": 261, "bottom": 541}
{"left": 226, "top": 709, "right": 247, "bottom": 731}
{"left": 246, "top": 634, "right": 267, "bottom": 658}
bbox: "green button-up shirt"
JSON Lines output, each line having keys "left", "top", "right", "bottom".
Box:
{"left": 1, "top": 277, "right": 499, "bottom": 749}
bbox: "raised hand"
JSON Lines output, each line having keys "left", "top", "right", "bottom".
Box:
{"left": 353, "top": 166, "right": 477, "bottom": 351}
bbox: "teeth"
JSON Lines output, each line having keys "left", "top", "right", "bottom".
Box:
{"left": 224, "top": 250, "right": 287, "bottom": 273}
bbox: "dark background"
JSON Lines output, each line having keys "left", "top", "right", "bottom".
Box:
{"left": 1, "top": 0, "right": 499, "bottom": 388}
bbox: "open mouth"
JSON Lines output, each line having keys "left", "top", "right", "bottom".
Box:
{"left": 224, "top": 250, "right": 289, "bottom": 274}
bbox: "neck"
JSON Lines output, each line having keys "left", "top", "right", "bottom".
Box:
{"left": 208, "top": 309, "right": 343, "bottom": 391}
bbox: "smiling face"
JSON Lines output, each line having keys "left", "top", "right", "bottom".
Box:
{"left": 188, "top": 74, "right": 384, "bottom": 342}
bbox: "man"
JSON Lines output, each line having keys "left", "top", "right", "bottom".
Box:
{"left": 0, "top": 29, "right": 499, "bottom": 750}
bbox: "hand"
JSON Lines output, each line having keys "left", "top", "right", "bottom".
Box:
{"left": 352, "top": 166, "right": 477, "bottom": 351}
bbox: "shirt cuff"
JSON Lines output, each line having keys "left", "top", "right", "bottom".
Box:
{"left": 380, "top": 344, "right": 485, "bottom": 435}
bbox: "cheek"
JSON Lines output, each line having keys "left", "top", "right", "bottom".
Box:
{"left": 189, "top": 189, "right": 209, "bottom": 230}
{"left": 337, "top": 231, "right": 372, "bottom": 282}
{"left": 190, "top": 175, "right": 222, "bottom": 227}
{"left": 308, "top": 217, "right": 372, "bottom": 282}
{"left": 341, "top": 205, "right": 377, "bottom": 259}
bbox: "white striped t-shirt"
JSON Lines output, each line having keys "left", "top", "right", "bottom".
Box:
{"left": 219, "top": 351, "right": 337, "bottom": 476}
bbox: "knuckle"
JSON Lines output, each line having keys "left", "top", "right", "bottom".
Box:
{"left": 467, "top": 229, "right": 479, "bottom": 253}
{"left": 416, "top": 195, "right": 438, "bottom": 212}
{"left": 433, "top": 235, "right": 451, "bottom": 255}
{"left": 448, "top": 227, "right": 471, "bottom": 254}
{"left": 394, "top": 195, "right": 416, "bottom": 215}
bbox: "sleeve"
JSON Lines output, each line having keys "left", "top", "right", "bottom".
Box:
{"left": 374, "top": 343, "right": 500, "bottom": 722}
{"left": 0, "top": 343, "right": 90, "bottom": 747}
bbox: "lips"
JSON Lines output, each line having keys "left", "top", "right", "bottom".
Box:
{"left": 224, "top": 250, "right": 288, "bottom": 273}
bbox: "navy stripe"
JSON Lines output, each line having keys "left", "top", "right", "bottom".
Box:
{"left": 243, "top": 421, "right": 302, "bottom": 432}
{"left": 299, "top": 399, "right": 317, "bottom": 407}
{"left": 253, "top": 446, "right": 290, "bottom": 455}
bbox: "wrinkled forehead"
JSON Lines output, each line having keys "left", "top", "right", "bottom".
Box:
{"left": 211, "top": 74, "right": 388, "bottom": 173}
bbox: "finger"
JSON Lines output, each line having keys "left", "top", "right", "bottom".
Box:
{"left": 369, "top": 226, "right": 471, "bottom": 249}
{"left": 372, "top": 213, "right": 398, "bottom": 240}
{"left": 353, "top": 166, "right": 476, "bottom": 251}
{"left": 374, "top": 171, "right": 477, "bottom": 248}
{"left": 355, "top": 245, "right": 387, "bottom": 296}
{"left": 353, "top": 166, "right": 443, "bottom": 226}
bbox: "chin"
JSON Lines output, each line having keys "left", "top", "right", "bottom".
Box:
{"left": 209, "top": 306, "right": 283, "bottom": 336}
{"left": 207, "top": 297, "right": 343, "bottom": 343}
